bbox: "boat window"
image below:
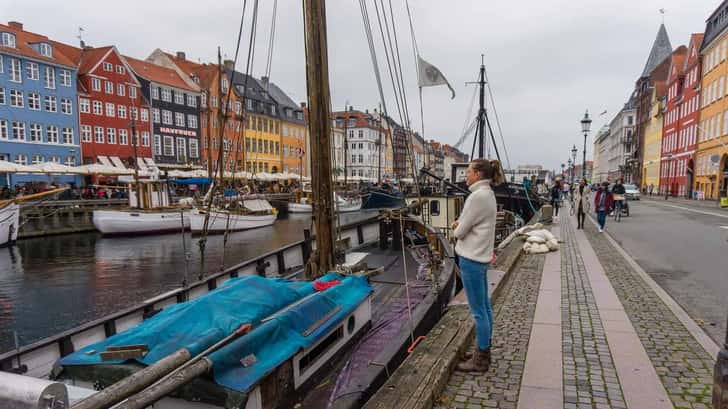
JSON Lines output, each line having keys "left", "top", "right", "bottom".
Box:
{"left": 299, "top": 326, "right": 344, "bottom": 373}
{"left": 430, "top": 200, "right": 440, "bottom": 216}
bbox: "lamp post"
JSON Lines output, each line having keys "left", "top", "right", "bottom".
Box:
{"left": 560, "top": 163, "right": 565, "bottom": 181}
{"left": 581, "top": 110, "right": 592, "bottom": 180}
{"left": 567, "top": 158, "right": 573, "bottom": 186}
{"left": 571, "top": 144, "right": 578, "bottom": 184}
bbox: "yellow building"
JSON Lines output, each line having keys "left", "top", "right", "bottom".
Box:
{"left": 384, "top": 132, "right": 394, "bottom": 179}
{"left": 697, "top": 15, "right": 728, "bottom": 200}
{"left": 641, "top": 86, "right": 664, "bottom": 190}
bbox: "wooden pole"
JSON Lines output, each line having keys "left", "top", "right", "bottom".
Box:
{"left": 303, "top": 0, "right": 336, "bottom": 279}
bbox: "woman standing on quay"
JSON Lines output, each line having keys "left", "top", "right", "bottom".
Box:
{"left": 573, "top": 178, "right": 591, "bottom": 229}
{"left": 451, "top": 159, "right": 503, "bottom": 372}
{"left": 594, "top": 181, "right": 614, "bottom": 233}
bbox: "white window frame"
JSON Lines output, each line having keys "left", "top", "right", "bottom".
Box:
{"left": 63, "top": 128, "right": 73, "bottom": 144}
{"left": 0, "top": 120, "right": 6, "bottom": 140}
{"left": 44, "top": 95, "right": 57, "bottom": 112}
{"left": 0, "top": 87, "right": 4, "bottom": 105}
{"left": 119, "top": 129, "right": 128, "bottom": 145}
{"left": 175, "top": 112, "right": 185, "bottom": 127}
{"left": 92, "top": 100, "right": 102, "bottom": 115}
{"left": 12, "top": 122, "right": 25, "bottom": 141}
{"left": 162, "top": 110, "right": 172, "bottom": 125}
{"left": 151, "top": 86, "right": 159, "bottom": 100}
{"left": 187, "top": 114, "right": 198, "bottom": 129}
{"left": 118, "top": 105, "right": 127, "bottom": 119}
{"left": 187, "top": 94, "right": 197, "bottom": 107}
{"left": 15, "top": 154, "right": 28, "bottom": 165}
{"left": 117, "top": 83, "right": 125, "bottom": 96}
{"left": 104, "top": 81, "right": 114, "bottom": 94}
{"left": 154, "top": 134, "right": 162, "bottom": 155}
{"left": 103, "top": 62, "right": 113, "bottom": 72}
{"left": 129, "top": 86, "right": 137, "bottom": 99}
{"left": 26, "top": 62, "right": 39, "bottom": 80}
{"left": 28, "top": 92, "right": 40, "bottom": 110}
{"left": 105, "top": 102, "right": 115, "bottom": 117}
{"left": 176, "top": 137, "right": 186, "bottom": 160}
{"left": 153, "top": 108, "right": 160, "bottom": 123}
{"left": 29, "top": 123, "right": 42, "bottom": 142}
{"left": 79, "top": 98, "right": 90, "bottom": 113}
{"left": 1, "top": 32, "right": 16, "bottom": 48}
{"left": 44, "top": 66, "right": 55, "bottom": 89}
{"left": 61, "top": 98, "right": 72, "bottom": 115}
{"left": 163, "top": 135, "right": 174, "bottom": 156}
{"left": 107, "top": 128, "right": 116, "bottom": 144}
{"left": 9, "top": 58, "right": 21, "bottom": 83}
{"left": 91, "top": 78, "right": 101, "bottom": 91}
{"left": 60, "top": 69, "right": 72, "bottom": 87}
{"left": 46, "top": 125, "right": 59, "bottom": 143}
{"left": 161, "top": 88, "right": 172, "bottom": 102}
{"left": 116, "top": 65, "right": 125, "bottom": 74}
{"left": 81, "top": 125, "right": 92, "bottom": 142}
{"left": 189, "top": 139, "right": 199, "bottom": 158}
{"left": 10, "top": 89, "right": 23, "bottom": 108}
{"left": 174, "top": 91, "right": 184, "bottom": 105}
{"left": 94, "top": 126, "right": 104, "bottom": 143}
{"left": 141, "top": 108, "right": 149, "bottom": 122}
{"left": 141, "top": 131, "right": 150, "bottom": 147}
{"left": 130, "top": 107, "right": 138, "bottom": 120}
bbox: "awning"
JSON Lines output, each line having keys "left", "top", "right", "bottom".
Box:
{"left": 110, "top": 156, "right": 127, "bottom": 169}
{"left": 98, "top": 156, "right": 113, "bottom": 167}
{"left": 137, "top": 157, "right": 149, "bottom": 171}
{"left": 144, "top": 157, "right": 157, "bottom": 168}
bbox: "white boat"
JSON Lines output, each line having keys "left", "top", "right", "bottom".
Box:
{"left": 0, "top": 202, "right": 19, "bottom": 246}
{"left": 92, "top": 180, "right": 191, "bottom": 236}
{"left": 287, "top": 191, "right": 361, "bottom": 213}
{"left": 191, "top": 199, "right": 277, "bottom": 232}
{"left": 93, "top": 209, "right": 189, "bottom": 235}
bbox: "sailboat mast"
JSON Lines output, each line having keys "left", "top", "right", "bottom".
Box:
{"left": 303, "top": 0, "right": 336, "bottom": 279}
{"left": 477, "top": 56, "right": 486, "bottom": 160}
{"left": 377, "top": 115, "right": 382, "bottom": 185}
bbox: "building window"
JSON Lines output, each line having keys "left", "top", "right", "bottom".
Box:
{"left": 0, "top": 88, "right": 4, "bottom": 104}
{"left": 187, "top": 115, "right": 198, "bottom": 129}
{"left": 46, "top": 125, "right": 59, "bottom": 143}
{"left": 153, "top": 108, "right": 160, "bottom": 123}
{"left": 175, "top": 112, "right": 185, "bottom": 127}
{"left": 15, "top": 154, "right": 27, "bottom": 165}
{"left": 105, "top": 102, "right": 115, "bottom": 117}
{"left": 44, "top": 95, "right": 57, "bottom": 112}
{"left": 28, "top": 92, "right": 40, "bottom": 110}
{"left": 188, "top": 139, "right": 199, "bottom": 158}
{"left": 154, "top": 135, "right": 161, "bottom": 155}
{"left": 26, "top": 62, "right": 39, "bottom": 80}
{"left": 141, "top": 131, "right": 150, "bottom": 147}
{"left": 45, "top": 67, "right": 55, "bottom": 89}
{"left": 63, "top": 128, "right": 73, "bottom": 144}
{"left": 91, "top": 78, "right": 101, "bottom": 91}
{"left": 162, "top": 110, "right": 172, "bottom": 125}
{"left": 94, "top": 127, "right": 104, "bottom": 143}
{"left": 0, "top": 120, "right": 6, "bottom": 139}
{"left": 130, "top": 107, "right": 138, "bottom": 120}
{"left": 60, "top": 69, "right": 71, "bottom": 87}
{"left": 10, "top": 89, "right": 23, "bottom": 107}
{"left": 11, "top": 122, "right": 25, "bottom": 140}
{"left": 211, "top": 95, "right": 217, "bottom": 108}
{"left": 93, "top": 100, "right": 102, "bottom": 115}
{"left": 31, "top": 154, "right": 43, "bottom": 164}
{"left": 81, "top": 125, "right": 91, "bottom": 142}
{"left": 129, "top": 86, "right": 137, "bottom": 99}
{"left": 65, "top": 156, "right": 76, "bottom": 166}
{"left": 185, "top": 94, "right": 197, "bottom": 108}
{"left": 0, "top": 56, "right": 3, "bottom": 73}
{"left": 103, "top": 62, "right": 113, "bottom": 72}
{"left": 117, "top": 83, "right": 125, "bottom": 96}
{"left": 161, "top": 88, "right": 172, "bottom": 102}
{"left": 119, "top": 129, "right": 128, "bottom": 145}
{"left": 61, "top": 98, "right": 72, "bottom": 115}
{"left": 107, "top": 128, "right": 116, "bottom": 144}
{"left": 118, "top": 105, "right": 127, "bottom": 118}
{"left": 246, "top": 99, "right": 253, "bottom": 110}
{"left": 174, "top": 91, "right": 184, "bottom": 105}
{"left": 163, "top": 136, "right": 174, "bottom": 156}
{"left": 140, "top": 108, "right": 148, "bottom": 122}
{"left": 9, "top": 58, "right": 21, "bottom": 82}
{"left": 29, "top": 124, "right": 42, "bottom": 142}
{"left": 105, "top": 81, "right": 113, "bottom": 94}
{"left": 79, "top": 98, "right": 90, "bottom": 113}
{"left": 151, "top": 86, "right": 159, "bottom": 100}
{"left": 1, "top": 32, "right": 16, "bottom": 48}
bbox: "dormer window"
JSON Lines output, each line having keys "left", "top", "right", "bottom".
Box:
{"left": 38, "top": 43, "right": 52, "bottom": 57}
{"left": 1, "top": 32, "right": 16, "bottom": 48}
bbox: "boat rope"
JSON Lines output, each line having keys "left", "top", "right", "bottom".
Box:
{"left": 359, "top": 0, "right": 388, "bottom": 116}
{"left": 370, "top": 0, "right": 405, "bottom": 127}
{"left": 398, "top": 213, "right": 416, "bottom": 345}
{"left": 483, "top": 63, "right": 512, "bottom": 169}
{"left": 179, "top": 208, "right": 191, "bottom": 287}
{"left": 264, "top": 0, "right": 278, "bottom": 81}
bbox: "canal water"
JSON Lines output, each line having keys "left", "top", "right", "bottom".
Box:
{"left": 0, "top": 211, "right": 377, "bottom": 354}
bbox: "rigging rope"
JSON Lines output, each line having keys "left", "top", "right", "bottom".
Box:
{"left": 484, "top": 64, "right": 511, "bottom": 169}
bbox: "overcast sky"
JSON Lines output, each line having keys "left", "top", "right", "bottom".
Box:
{"left": 6, "top": 0, "right": 720, "bottom": 170}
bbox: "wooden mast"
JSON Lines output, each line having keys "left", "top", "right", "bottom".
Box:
{"left": 303, "top": 0, "right": 336, "bottom": 279}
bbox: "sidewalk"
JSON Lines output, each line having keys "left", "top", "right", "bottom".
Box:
{"left": 642, "top": 194, "right": 727, "bottom": 211}
{"left": 435, "top": 212, "right": 718, "bottom": 409}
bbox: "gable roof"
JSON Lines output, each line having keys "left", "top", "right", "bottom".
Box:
{"left": 685, "top": 33, "right": 705, "bottom": 69}
{"left": 666, "top": 45, "right": 688, "bottom": 84}
{"left": 0, "top": 22, "right": 76, "bottom": 68}
{"left": 124, "top": 56, "right": 200, "bottom": 92}
{"left": 641, "top": 23, "right": 673, "bottom": 77}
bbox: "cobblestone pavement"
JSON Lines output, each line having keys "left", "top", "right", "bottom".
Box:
{"left": 561, "top": 220, "right": 627, "bottom": 409}
{"left": 583, "top": 221, "right": 716, "bottom": 409}
{"left": 434, "top": 253, "right": 545, "bottom": 409}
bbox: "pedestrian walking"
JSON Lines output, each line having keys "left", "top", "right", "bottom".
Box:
{"left": 550, "top": 180, "right": 562, "bottom": 217}
{"left": 611, "top": 178, "right": 626, "bottom": 222}
{"left": 451, "top": 158, "right": 503, "bottom": 372}
{"left": 594, "top": 182, "right": 614, "bottom": 233}
{"left": 649, "top": 183, "right": 654, "bottom": 196}
{"left": 573, "top": 178, "right": 591, "bottom": 229}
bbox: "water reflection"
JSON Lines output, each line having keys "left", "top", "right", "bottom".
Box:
{"left": 0, "top": 211, "right": 377, "bottom": 353}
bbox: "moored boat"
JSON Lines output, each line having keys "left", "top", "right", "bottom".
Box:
{"left": 93, "top": 209, "right": 189, "bottom": 235}
{"left": 190, "top": 199, "right": 277, "bottom": 233}
{"left": 360, "top": 185, "right": 405, "bottom": 209}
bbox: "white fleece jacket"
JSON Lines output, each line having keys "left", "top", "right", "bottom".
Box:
{"left": 454, "top": 179, "right": 497, "bottom": 263}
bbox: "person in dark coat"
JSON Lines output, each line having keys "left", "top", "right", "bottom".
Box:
{"left": 550, "top": 180, "right": 562, "bottom": 216}
{"left": 594, "top": 182, "right": 614, "bottom": 233}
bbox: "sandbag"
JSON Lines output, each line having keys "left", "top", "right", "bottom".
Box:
{"left": 526, "top": 236, "right": 546, "bottom": 244}
{"left": 546, "top": 239, "right": 559, "bottom": 251}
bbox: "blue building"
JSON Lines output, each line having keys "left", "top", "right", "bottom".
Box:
{"left": 0, "top": 21, "right": 81, "bottom": 186}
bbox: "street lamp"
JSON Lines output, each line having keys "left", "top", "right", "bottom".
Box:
{"left": 581, "top": 110, "right": 592, "bottom": 180}
{"left": 567, "top": 158, "right": 573, "bottom": 185}
{"left": 571, "top": 144, "right": 578, "bottom": 184}
{"left": 560, "top": 163, "right": 565, "bottom": 181}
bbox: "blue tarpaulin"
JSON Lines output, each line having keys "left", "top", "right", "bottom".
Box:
{"left": 168, "top": 178, "right": 212, "bottom": 185}
{"left": 60, "top": 273, "right": 372, "bottom": 394}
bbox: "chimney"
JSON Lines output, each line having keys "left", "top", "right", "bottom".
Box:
{"left": 8, "top": 21, "right": 23, "bottom": 30}
{"left": 176, "top": 51, "right": 186, "bottom": 61}
{"left": 223, "top": 59, "right": 234, "bottom": 71}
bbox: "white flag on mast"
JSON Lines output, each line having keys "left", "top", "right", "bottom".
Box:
{"left": 417, "top": 56, "right": 455, "bottom": 99}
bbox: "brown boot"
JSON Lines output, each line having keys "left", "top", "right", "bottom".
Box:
{"left": 457, "top": 348, "right": 490, "bottom": 372}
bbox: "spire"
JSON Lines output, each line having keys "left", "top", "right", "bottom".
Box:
{"left": 641, "top": 23, "right": 673, "bottom": 77}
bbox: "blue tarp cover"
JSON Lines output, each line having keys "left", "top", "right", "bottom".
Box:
{"left": 168, "top": 178, "right": 212, "bottom": 185}
{"left": 60, "top": 273, "right": 372, "bottom": 393}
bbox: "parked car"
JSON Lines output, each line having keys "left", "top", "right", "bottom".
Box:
{"left": 623, "top": 184, "right": 640, "bottom": 200}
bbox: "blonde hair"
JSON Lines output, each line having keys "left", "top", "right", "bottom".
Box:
{"left": 470, "top": 159, "right": 505, "bottom": 185}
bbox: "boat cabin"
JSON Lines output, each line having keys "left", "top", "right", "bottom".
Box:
{"left": 128, "top": 181, "right": 171, "bottom": 209}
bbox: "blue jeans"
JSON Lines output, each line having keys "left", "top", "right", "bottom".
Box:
{"left": 459, "top": 257, "right": 493, "bottom": 350}
{"left": 613, "top": 200, "right": 623, "bottom": 221}
{"left": 597, "top": 210, "right": 607, "bottom": 230}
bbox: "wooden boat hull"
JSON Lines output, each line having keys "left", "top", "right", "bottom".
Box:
{"left": 190, "top": 208, "right": 277, "bottom": 232}
{"left": 92, "top": 209, "right": 190, "bottom": 235}
{"left": 0, "top": 202, "right": 20, "bottom": 246}
{"left": 288, "top": 202, "right": 313, "bottom": 213}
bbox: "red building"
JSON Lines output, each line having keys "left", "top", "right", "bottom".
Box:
{"left": 660, "top": 36, "right": 702, "bottom": 197}
{"left": 53, "top": 43, "right": 153, "bottom": 167}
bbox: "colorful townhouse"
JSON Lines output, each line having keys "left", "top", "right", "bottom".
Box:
{"left": 0, "top": 21, "right": 81, "bottom": 184}
{"left": 696, "top": 3, "right": 728, "bottom": 200}
{"left": 640, "top": 53, "right": 669, "bottom": 191}
{"left": 260, "top": 76, "right": 307, "bottom": 177}
{"left": 125, "top": 56, "right": 201, "bottom": 169}
{"left": 659, "top": 45, "right": 690, "bottom": 197}
{"left": 51, "top": 44, "right": 154, "bottom": 169}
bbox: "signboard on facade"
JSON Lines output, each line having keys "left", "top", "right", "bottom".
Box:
{"left": 159, "top": 127, "right": 197, "bottom": 137}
